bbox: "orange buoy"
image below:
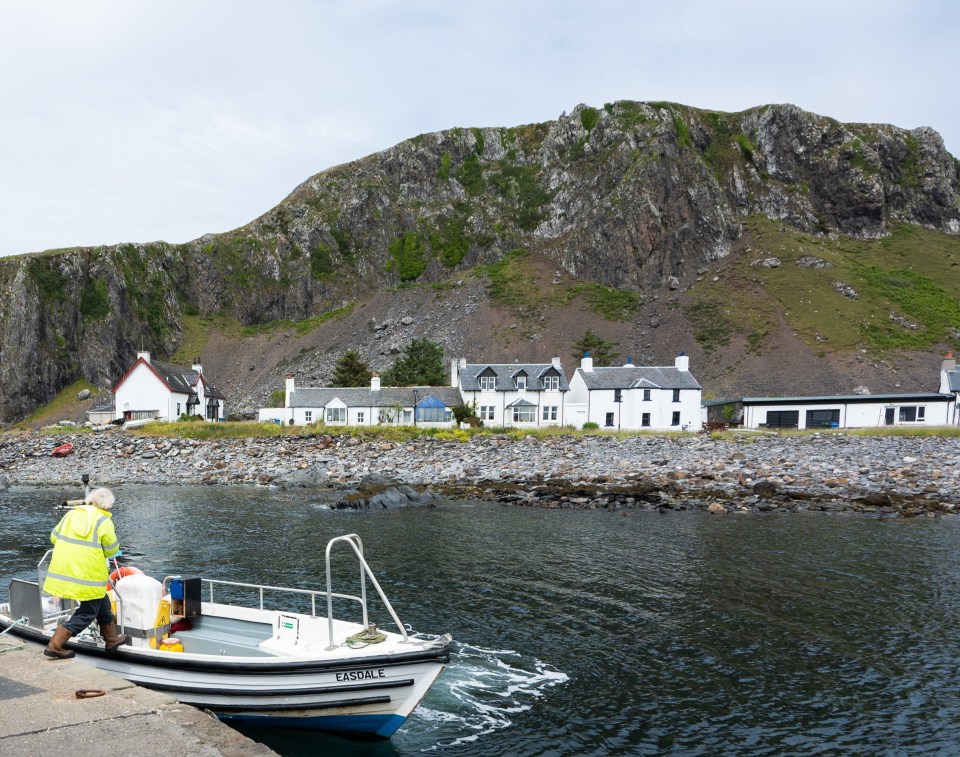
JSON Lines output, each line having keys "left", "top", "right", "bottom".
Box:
{"left": 108, "top": 566, "right": 144, "bottom": 584}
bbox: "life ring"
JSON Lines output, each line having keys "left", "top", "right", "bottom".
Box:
{"left": 108, "top": 566, "right": 144, "bottom": 584}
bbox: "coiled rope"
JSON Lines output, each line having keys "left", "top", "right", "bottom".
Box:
{"left": 343, "top": 627, "right": 387, "bottom": 648}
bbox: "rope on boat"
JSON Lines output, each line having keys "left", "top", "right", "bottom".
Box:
{"left": 0, "top": 617, "right": 28, "bottom": 652}
{"left": 343, "top": 628, "right": 387, "bottom": 648}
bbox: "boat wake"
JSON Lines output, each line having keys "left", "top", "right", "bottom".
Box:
{"left": 403, "top": 640, "right": 568, "bottom": 750}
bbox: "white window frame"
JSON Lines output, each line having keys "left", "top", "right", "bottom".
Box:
{"left": 512, "top": 406, "right": 536, "bottom": 423}
{"left": 480, "top": 406, "right": 495, "bottom": 421}
{"left": 515, "top": 375, "right": 527, "bottom": 390}
{"left": 543, "top": 374, "right": 559, "bottom": 391}
{"left": 357, "top": 411, "right": 365, "bottom": 425}
{"left": 326, "top": 407, "right": 346, "bottom": 423}
{"left": 542, "top": 405, "right": 558, "bottom": 421}
{"left": 305, "top": 410, "right": 313, "bottom": 423}
{"left": 479, "top": 375, "right": 496, "bottom": 391}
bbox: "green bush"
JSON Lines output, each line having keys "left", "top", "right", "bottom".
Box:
{"left": 583, "top": 422, "right": 600, "bottom": 430}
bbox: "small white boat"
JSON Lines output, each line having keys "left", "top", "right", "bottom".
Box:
{"left": 0, "top": 534, "right": 450, "bottom": 739}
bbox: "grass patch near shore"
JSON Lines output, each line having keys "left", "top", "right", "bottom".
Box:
{"left": 128, "top": 420, "right": 699, "bottom": 442}
{"left": 17, "top": 379, "right": 101, "bottom": 431}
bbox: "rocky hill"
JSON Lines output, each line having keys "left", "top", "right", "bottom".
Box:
{"left": 1, "top": 101, "right": 958, "bottom": 422}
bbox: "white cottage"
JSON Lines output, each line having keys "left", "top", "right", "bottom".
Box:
{"left": 451, "top": 357, "right": 569, "bottom": 427}
{"left": 112, "top": 352, "right": 225, "bottom": 423}
{"left": 259, "top": 374, "right": 460, "bottom": 428}
{"left": 938, "top": 352, "right": 960, "bottom": 425}
{"left": 566, "top": 353, "right": 703, "bottom": 431}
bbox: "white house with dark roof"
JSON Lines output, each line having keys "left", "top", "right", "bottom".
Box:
{"left": 258, "top": 373, "right": 460, "bottom": 427}
{"left": 112, "top": 351, "right": 225, "bottom": 423}
{"left": 451, "top": 357, "right": 570, "bottom": 427}
{"left": 566, "top": 353, "right": 703, "bottom": 431}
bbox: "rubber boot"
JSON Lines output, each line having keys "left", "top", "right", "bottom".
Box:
{"left": 43, "top": 626, "right": 75, "bottom": 659}
{"left": 100, "top": 622, "right": 128, "bottom": 651}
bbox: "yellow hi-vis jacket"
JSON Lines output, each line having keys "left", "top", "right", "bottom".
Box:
{"left": 42, "top": 505, "right": 120, "bottom": 601}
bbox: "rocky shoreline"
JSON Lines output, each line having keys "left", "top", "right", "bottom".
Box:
{"left": 2, "top": 429, "right": 959, "bottom": 517}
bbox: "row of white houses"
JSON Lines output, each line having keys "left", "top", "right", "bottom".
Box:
{"left": 88, "top": 349, "right": 960, "bottom": 433}
{"left": 258, "top": 353, "right": 704, "bottom": 432}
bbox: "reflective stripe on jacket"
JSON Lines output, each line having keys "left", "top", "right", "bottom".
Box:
{"left": 42, "top": 505, "right": 120, "bottom": 601}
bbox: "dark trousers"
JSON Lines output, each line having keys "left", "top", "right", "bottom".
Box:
{"left": 63, "top": 595, "right": 115, "bottom": 635}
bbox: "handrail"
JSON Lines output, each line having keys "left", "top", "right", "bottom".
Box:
{"left": 325, "top": 534, "right": 408, "bottom": 650}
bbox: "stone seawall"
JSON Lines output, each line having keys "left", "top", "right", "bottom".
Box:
{"left": 3, "top": 431, "right": 959, "bottom": 516}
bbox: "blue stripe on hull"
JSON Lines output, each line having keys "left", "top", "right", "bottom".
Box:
{"left": 218, "top": 712, "right": 407, "bottom": 739}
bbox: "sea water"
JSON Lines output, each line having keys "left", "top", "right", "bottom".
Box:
{"left": 5, "top": 485, "right": 960, "bottom": 756}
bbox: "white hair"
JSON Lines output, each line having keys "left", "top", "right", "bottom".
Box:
{"left": 85, "top": 487, "right": 115, "bottom": 511}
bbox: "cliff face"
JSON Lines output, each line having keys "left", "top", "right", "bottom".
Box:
{"left": 0, "top": 102, "right": 957, "bottom": 422}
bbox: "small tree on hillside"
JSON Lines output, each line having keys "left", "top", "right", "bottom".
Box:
{"left": 571, "top": 329, "right": 620, "bottom": 367}
{"left": 330, "top": 349, "right": 371, "bottom": 387}
{"left": 382, "top": 338, "right": 447, "bottom": 386}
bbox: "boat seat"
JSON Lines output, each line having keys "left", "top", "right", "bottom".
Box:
{"left": 172, "top": 614, "right": 276, "bottom": 657}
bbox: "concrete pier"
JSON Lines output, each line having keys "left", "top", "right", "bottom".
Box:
{"left": 0, "top": 638, "right": 277, "bottom": 756}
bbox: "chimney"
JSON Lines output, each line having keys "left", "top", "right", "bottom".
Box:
{"left": 552, "top": 356, "right": 562, "bottom": 370}
{"left": 624, "top": 356, "right": 634, "bottom": 367}
{"left": 675, "top": 352, "right": 689, "bottom": 372}
{"left": 192, "top": 358, "right": 203, "bottom": 375}
{"left": 939, "top": 352, "right": 957, "bottom": 394}
{"left": 371, "top": 372, "right": 381, "bottom": 391}
{"left": 137, "top": 351, "right": 151, "bottom": 364}
{"left": 581, "top": 352, "right": 594, "bottom": 372}
{"left": 284, "top": 375, "right": 295, "bottom": 408}
{"left": 451, "top": 358, "right": 463, "bottom": 387}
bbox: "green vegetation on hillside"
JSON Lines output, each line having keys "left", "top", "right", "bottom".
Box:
{"left": 685, "top": 217, "right": 960, "bottom": 355}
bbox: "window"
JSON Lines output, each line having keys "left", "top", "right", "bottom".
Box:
{"left": 672, "top": 389, "right": 681, "bottom": 402}
{"left": 402, "top": 410, "right": 412, "bottom": 424}
{"left": 480, "top": 406, "right": 495, "bottom": 421}
{"left": 805, "top": 409, "right": 839, "bottom": 428}
{"left": 605, "top": 412, "right": 615, "bottom": 427}
{"left": 671, "top": 411, "right": 680, "bottom": 426}
{"left": 305, "top": 410, "right": 313, "bottom": 423}
{"left": 479, "top": 375, "right": 496, "bottom": 391}
{"left": 326, "top": 407, "right": 345, "bottom": 423}
{"left": 176, "top": 403, "right": 181, "bottom": 417}
{"left": 542, "top": 406, "right": 558, "bottom": 421}
{"left": 642, "top": 413, "right": 651, "bottom": 427}
{"left": 766, "top": 410, "right": 799, "bottom": 428}
{"left": 515, "top": 375, "right": 527, "bottom": 390}
{"left": 417, "top": 406, "right": 450, "bottom": 423}
{"left": 899, "top": 406, "right": 925, "bottom": 423}
{"left": 512, "top": 406, "right": 536, "bottom": 423}
{"left": 543, "top": 374, "right": 559, "bottom": 391}
{"left": 357, "top": 411, "right": 365, "bottom": 425}
{"left": 643, "top": 389, "right": 651, "bottom": 401}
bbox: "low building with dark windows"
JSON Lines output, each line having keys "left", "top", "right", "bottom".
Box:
{"left": 741, "top": 393, "right": 954, "bottom": 430}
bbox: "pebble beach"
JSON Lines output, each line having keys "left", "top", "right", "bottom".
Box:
{"left": 3, "top": 430, "right": 960, "bottom": 517}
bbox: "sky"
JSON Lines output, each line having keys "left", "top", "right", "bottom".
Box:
{"left": 0, "top": 0, "right": 956, "bottom": 258}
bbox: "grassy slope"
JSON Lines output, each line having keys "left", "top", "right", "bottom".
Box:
{"left": 686, "top": 218, "right": 960, "bottom": 357}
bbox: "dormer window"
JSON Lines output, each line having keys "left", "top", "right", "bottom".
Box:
{"left": 543, "top": 374, "right": 559, "bottom": 391}
{"left": 515, "top": 375, "right": 527, "bottom": 390}
{"left": 479, "top": 375, "right": 496, "bottom": 391}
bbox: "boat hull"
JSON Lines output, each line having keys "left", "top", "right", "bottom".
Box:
{"left": 0, "top": 617, "right": 448, "bottom": 738}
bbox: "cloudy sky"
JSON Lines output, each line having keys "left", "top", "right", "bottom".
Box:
{"left": 1, "top": 0, "right": 956, "bottom": 258}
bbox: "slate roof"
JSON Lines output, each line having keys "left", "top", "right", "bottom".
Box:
{"left": 147, "top": 360, "right": 226, "bottom": 400}
{"left": 88, "top": 392, "right": 115, "bottom": 412}
{"left": 947, "top": 371, "right": 960, "bottom": 392}
{"left": 289, "top": 386, "right": 462, "bottom": 409}
{"left": 576, "top": 366, "right": 701, "bottom": 391}
{"left": 459, "top": 363, "right": 569, "bottom": 391}
{"left": 743, "top": 393, "right": 952, "bottom": 406}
